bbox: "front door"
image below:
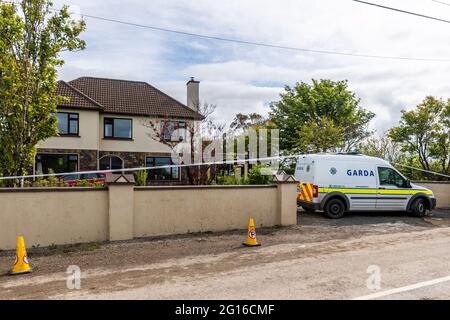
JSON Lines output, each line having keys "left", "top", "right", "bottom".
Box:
{"left": 376, "top": 167, "right": 409, "bottom": 210}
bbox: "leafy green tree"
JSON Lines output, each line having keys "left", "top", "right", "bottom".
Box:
{"left": 0, "top": 0, "right": 85, "bottom": 185}
{"left": 270, "top": 79, "right": 375, "bottom": 154}
{"left": 228, "top": 114, "right": 279, "bottom": 177}
{"left": 358, "top": 134, "right": 404, "bottom": 163}
{"left": 389, "top": 96, "right": 450, "bottom": 177}
{"left": 229, "top": 113, "right": 266, "bottom": 133}
{"left": 297, "top": 117, "right": 345, "bottom": 153}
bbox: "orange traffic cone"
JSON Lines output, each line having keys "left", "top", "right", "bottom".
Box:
{"left": 9, "top": 236, "right": 32, "bottom": 275}
{"left": 243, "top": 218, "right": 261, "bottom": 247}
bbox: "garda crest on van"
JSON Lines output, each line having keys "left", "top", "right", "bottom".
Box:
{"left": 347, "top": 169, "right": 375, "bottom": 177}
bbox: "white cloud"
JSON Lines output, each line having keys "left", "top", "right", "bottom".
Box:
{"left": 53, "top": 0, "right": 450, "bottom": 130}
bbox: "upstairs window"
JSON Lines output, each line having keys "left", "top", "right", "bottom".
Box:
{"left": 162, "top": 121, "right": 187, "bottom": 142}
{"left": 56, "top": 112, "right": 79, "bottom": 136}
{"left": 104, "top": 118, "right": 132, "bottom": 139}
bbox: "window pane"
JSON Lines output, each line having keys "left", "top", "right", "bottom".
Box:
{"left": 69, "top": 120, "right": 78, "bottom": 135}
{"left": 146, "top": 157, "right": 178, "bottom": 180}
{"left": 172, "top": 167, "right": 179, "bottom": 179}
{"left": 99, "top": 156, "right": 123, "bottom": 171}
{"left": 146, "top": 158, "right": 155, "bottom": 167}
{"left": 105, "top": 124, "right": 113, "bottom": 137}
{"left": 35, "top": 154, "right": 78, "bottom": 174}
{"left": 379, "top": 168, "right": 405, "bottom": 187}
{"left": 111, "top": 156, "right": 123, "bottom": 170}
{"left": 162, "top": 121, "right": 175, "bottom": 141}
{"left": 100, "top": 157, "right": 111, "bottom": 170}
{"left": 114, "top": 119, "right": 132, "bottom": 138}
{"left": 155, "top": 157, "right": 172, "bottom": 179}
{"left": 57, "top": 113, "right": 68, "bottom": 134}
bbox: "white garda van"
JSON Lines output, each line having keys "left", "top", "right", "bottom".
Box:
{"left": 295, "top": 154, "right": 436, "bottom": 219}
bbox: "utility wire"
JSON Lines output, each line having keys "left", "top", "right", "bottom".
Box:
{"left": 353, "top": 0, "right": 450, "bottom": 24}
{"left": 71, "top": 13, "right": 450, "bottom": 62}
{"left": 2, "top": 0, "right": 450, "bottom": 62}
{"left": 432, "top": 0, "right": 450, "bottom": 7}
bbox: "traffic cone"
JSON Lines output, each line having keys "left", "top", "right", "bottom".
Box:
{"left": 9, "top": 236, "right": 32, "bottom": 275}
{"left": 243, "top": 218, "right": 261, "bottom": 247}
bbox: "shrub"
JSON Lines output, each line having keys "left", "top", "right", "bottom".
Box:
{"left": 74, "top": 180, "right": 104, "bottom": 187}
{"left": 216, "top": 176, "right": 239, "bottom": 185}
{"left": 47, "top": 169, "right": 60, "bottom": 187}
{"left": 248, "top": 164, "right": 272, "bottom": 185}
{"left": 135, "top": 170, "right": 148, "bottom": 186}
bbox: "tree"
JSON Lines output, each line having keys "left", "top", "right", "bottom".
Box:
{"left": 228, "top": 113, "right": 279, "bottom": 169}
{"left": 144, "top": 103, "right": 225, "bottom": 185}
{"left": 389, "top": 96, "right": 450, "bottom": 177}
{"left": 297, "top": 117, "right": 345, "bottom": 153}
{"left": 358, "top": 134, "right": 404, "bottom": 164}
{"left": 270, "top": 79, "right": 375, "bottom": 154}
{"left": 0, "top": 0, "right": 85, "bottom": 185}
{"left": 229, "top": 113, "right": 266, "bottom": 134}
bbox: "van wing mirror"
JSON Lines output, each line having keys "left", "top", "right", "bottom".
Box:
{"left": 405, "top": 180, "right": 412, "bottom": 188}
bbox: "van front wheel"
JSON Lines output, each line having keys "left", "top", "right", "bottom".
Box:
{"left": 324, "top": 199, "right": 346, "bottom": 219}
{"left": 411, "top": 198, "right": 427, "bottom": 217}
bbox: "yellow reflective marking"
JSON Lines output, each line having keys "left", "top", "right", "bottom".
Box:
{"left": 318, "top": 188, "right": 433, "bottom": 196}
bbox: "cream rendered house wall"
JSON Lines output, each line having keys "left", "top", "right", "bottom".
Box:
{"left": 39, "top": 111, "right": 196, "bottom": 154}
{"left": 38, "top": 109, "right": 100, "bottom": 150}
{"left": 98, "top": 114, "right": 193, "bottom": 154}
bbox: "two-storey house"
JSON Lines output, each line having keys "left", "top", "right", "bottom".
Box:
{"left": 36, "top": 77, "right": 203, "bottom": 182}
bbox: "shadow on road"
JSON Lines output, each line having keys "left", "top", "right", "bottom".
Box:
{"left": 298, "top": 209, "right": 450, "bottom": 228}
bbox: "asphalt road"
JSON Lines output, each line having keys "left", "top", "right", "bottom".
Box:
{"left": 69, "top": 226, "right": 450, "bottom": 300}
{"left": 1, "top": 209, "right": 449, "bottom": 300}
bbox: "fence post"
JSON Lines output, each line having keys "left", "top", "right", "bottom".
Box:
{"left": 106, "top": 174, "right": 135, "bottom": 241}
{"left": 273, "top": 175, "right": 298, "bottom": 226}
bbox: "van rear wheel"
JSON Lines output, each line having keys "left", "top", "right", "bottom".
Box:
{"left": 324, "top": 199, "right": 346, "bottom": 219}
{"left": 411, "top": 198, "right": 427, "bottom": 217}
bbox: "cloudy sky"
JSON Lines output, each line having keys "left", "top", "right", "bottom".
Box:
{"left": 53, "top": 0, "right": 450, "bottom": 132}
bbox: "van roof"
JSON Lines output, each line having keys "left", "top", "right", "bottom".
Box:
{"left": 297, "top": 153, "right": 391, "bottom": 166}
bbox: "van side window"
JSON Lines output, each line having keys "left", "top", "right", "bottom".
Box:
{"left": 378, "top": 167, "right": 406, "bottom": 188}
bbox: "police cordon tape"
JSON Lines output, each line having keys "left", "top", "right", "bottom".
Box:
{"left": 0, "top": 155, "right": 295, "bottom": 181}
{"left": 0, "top": 154, "right": 448, "bottom": 181}
{"left": 393, "top": 163, "right": 450, "bottom": 179}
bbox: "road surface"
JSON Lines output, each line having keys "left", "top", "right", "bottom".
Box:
{"left": 1, "top": 210, "right": 449, "bottom": 300}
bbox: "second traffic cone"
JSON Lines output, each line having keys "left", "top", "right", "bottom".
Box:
{"left": 243, "top": 218, "right": 261, "bottom": 247}
{"left": 9, "top": 236, "right": 32, "bottom": 275}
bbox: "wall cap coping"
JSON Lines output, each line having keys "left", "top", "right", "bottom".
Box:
{"left": 106, "top": 174, "right": 135, "bottom": 185}
{"left": 135, "top": 185, "right": 278, "bottom": 191}
{"left": 272, "top": 174, "right": 298, "bottom": 183}
{"left": 0, "top": 187, "right": 107, "bottom": 193}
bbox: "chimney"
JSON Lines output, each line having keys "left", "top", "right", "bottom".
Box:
{"left": 187, "top": 77, "right": 200, "bottom": 111}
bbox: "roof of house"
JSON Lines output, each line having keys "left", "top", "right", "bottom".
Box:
{"left": 56, "top": 77, "right": 203, "bottom": 120}
{"left": 56, "top": 81, "right": 103, "bottom": 111}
